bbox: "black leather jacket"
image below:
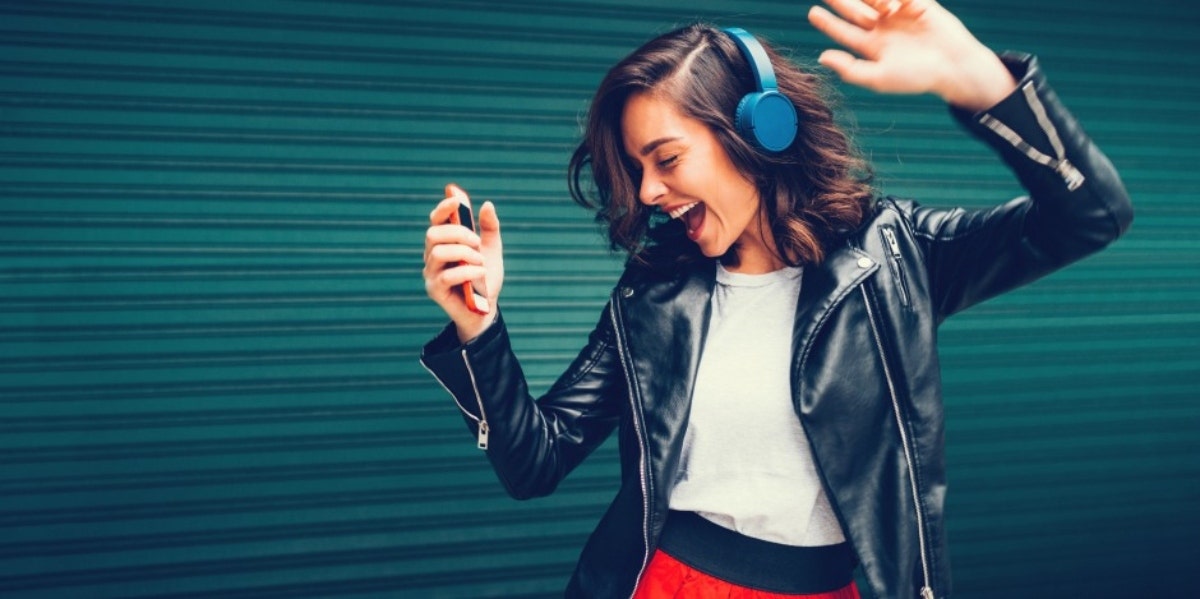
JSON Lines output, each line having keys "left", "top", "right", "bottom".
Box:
{"left": 421, "top": 54, "right": 1133, "bottom": 599}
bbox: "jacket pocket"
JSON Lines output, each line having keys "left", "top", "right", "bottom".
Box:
{"left": 879, "top": 225, "right": 911, "bottom": 308}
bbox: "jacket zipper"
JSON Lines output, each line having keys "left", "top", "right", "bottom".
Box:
{"left": 880, "top": 225, "right": 910, "bottom": 307}
{"left": 861, "top": 285, "right": 934, "bottom": 599}
{"left": 977, "top": 81, "right": 1085, "bottom": 191}
{"left": 460, "top": 349, "right": 489, "bottom": 450}
{"left": 610, "top": 297, "right": 652, "bottom": 599}
{"left": 419, "top": 355, "right": 489, "bottom": 450}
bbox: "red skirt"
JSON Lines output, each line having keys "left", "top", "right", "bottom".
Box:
{"left": 633, "top": 549, "right": 862, "bottom": 599}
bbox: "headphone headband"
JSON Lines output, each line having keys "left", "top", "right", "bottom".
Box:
{"left": 720, "top": 27, "right": 798, "bottom": 153}
{"left": 722, "top": 27, "right": 778, "bottom": 91}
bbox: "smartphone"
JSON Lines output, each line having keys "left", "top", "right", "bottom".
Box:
{"left": 447, "top": 201, "right": 490, "bottom": 315}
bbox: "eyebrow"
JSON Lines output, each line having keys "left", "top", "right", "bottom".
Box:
{"left": 638, "top": 137, "right": 681, "bottom": 157}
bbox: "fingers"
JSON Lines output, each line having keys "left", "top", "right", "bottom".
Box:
{"left": 476, "top": 200, "right": 503, "bottom": 256}
{"left": 445, "top": 182, "right": 469, "bottom": 206}
{"left": 424, "top": 181, "right": 481, "bottom": 267}
{"left": 422, "top": 233, "right": 485, "bottom": 303}
{"left": 477, "top": 200, "right": 500, "bottom": 235}
{"left": 428, "top": 183, "right": 486, "bottom": 261}
{"left": 874, "top": 0, "right": 927, "bottom": 20}
{"left": 423, "top": 260, "right": 489, "bottom": 315}
{"left": 861, "top": 0, "right": 932, "bottom": 23}
{"left": 820, "top": 0, "right": 880, "bottom": 29}
{"left": 428, "top": 263, "right": 488, "bottom": 292}
{"left": 427, "top": 182, "right": 487, "bottom": 278}
{"left": 860, "top": 0, "right": 900, "bottom": 17}
{"left": 430, "top": 196, "right": 458, "bottom": 226}
{"left": 430, "top": 183, "right": 471, "bottom": 226}
{"left": 818, "top": 49, "right": 886, "bottom": 90}
{"left": 426, "top": 221, "right": 480, "bottom": 248}
{"left": 424, "top": 221, "right": 479, "bottom": 259}
{"left": 427, "top": 242, "right": 484, "bottom": 269}
{"left": 813, "top": 0, "right": 927, "bottom": 40}
{"left": 808, "top": 5, "right": 872, "bottom": 56}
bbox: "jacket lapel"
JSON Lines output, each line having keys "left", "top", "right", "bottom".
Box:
{"left": 613, "top": 263, "right": 715, "bottom": 509}
{"left": 791, "top": 245, "right": 880, "bottom": 389}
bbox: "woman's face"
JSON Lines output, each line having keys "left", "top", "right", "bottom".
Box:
{"left": 621, "top": 91, "right": 779, "bottom": 273}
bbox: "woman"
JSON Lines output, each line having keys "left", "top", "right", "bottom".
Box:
{"left": 420, "top": 0, "right": 1133, "bottom": 597}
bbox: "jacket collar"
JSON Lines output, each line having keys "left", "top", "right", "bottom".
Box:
{"left": 791, "top": 245, "right": 880, "bottom": 376}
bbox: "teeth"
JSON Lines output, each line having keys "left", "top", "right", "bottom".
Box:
{"left": 668, "top": 202, "right": 699, "bottom": 220}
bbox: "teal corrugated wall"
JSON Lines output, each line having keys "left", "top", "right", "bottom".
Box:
{"left": 1, "top": 1, "right": 1196, "bottom": 597}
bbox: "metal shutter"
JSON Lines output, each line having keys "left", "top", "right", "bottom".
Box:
{"left": 2, "top": 1, "right": 1196, "bottom": 597}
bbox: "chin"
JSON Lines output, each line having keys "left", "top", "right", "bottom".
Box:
{"left": 698, "top": 242, "right": 731, "bottom": 259}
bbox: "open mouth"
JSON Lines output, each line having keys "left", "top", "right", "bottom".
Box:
{"left": 668, "top": 202, "right": 698, "bottom": 219}
{"left": 667, "top": 202, "right": 706, "bottom": 241}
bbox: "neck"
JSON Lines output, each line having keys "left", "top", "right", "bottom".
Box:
{"left": 726, "top": 209, "right": 787, "bottom": 274}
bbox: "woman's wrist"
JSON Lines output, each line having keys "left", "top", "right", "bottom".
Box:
{"left": 455, "top": 310, "right": 498, "bottom": 344}
{"left": 937, "top": 48, "right": 1018, "bottom": 113}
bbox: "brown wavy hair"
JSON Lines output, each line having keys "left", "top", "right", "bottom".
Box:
{"left": 568, "top": 24, "right": 874, "bottom": 269}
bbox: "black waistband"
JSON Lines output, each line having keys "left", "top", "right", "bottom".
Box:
{"left": 657, "top": 510, "right": 857, "bottom": 594}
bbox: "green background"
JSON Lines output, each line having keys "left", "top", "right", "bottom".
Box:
{"left": 1, "top": 0, "right": 1197, "bottom": 597}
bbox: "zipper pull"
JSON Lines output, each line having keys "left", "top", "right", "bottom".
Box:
{"left": 882, "top": 226, "right": 902, "bottom": 257}
{"left": 920, "top": 586, "right": 935, "bottom": 599}
{"left": 477, "top": 420, "right": 489, "bottom": 450}
{"left": 1056, "top": 158, "right": 1085, "bottom": 191}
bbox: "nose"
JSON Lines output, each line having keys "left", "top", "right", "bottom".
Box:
{"left": 638, "top": 171, "right": 667, "bottom": 206}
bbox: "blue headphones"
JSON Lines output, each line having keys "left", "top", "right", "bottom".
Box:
{"left": 722, "top": 27, "right": 798, "bottom": 153}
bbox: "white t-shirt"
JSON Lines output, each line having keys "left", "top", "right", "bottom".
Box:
{"left": 667, "top": 263, "right": 846, "bottom": 547}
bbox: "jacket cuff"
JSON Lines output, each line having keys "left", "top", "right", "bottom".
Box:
{"left": 949, "top": 52, "right": 1060, "bottom": 165}
{"left": 949, "top": 52, "right": 1038, "bottom": 126}
{"left": 422, "top": 311, "right": 505, "bottom": 357}
{"left": 419, "top": 311, "right": 508, "bottom": 423}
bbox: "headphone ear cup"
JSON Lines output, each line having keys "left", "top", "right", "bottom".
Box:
{"left": 733, "top": 93, "right": 756, "bottom": 144}
{"left": 735, "top": 91, "right": 798, "bottom": 153}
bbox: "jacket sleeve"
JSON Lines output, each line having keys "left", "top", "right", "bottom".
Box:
{"left": 419, "top": 306, "right": 624, "bottom": 499}
{"left": 902, "top": 52, "right": 1133, "bottom": 320}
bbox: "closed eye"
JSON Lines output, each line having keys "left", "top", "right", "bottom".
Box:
{"left": 657, "top": 155, "right": 678, "bottom": 169}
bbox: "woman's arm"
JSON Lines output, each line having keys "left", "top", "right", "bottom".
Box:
{"left": 422, "top": 186, "right": 624, "bottom": 498}
{"left": 420, "top": 306, "right": 625, "bottom": 499}
{"left": 906, "top": 53, "right": 1133, "bottom": 318}
{"left": 808, "top": 0, "right": 1133, "bottom": 317}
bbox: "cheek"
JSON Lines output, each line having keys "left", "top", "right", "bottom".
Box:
{"left": 718, "top": 183, "right": 760, "bottom": 227}
{"left": 709, "top": 160, "right": 757, "bottom": 212}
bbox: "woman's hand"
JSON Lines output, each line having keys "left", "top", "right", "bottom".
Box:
{"left": 424, "top": 184, "right": 504, "bottom": 343}
{"left": 808, "top": 0, "right": 1016, "bottom": 111}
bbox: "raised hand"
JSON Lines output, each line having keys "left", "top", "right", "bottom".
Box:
{"left": 808, "top": 0, "right": 1016, "bottom": 111}
{"left": 423, "top": 184, "right": 504, "bottom": 342}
